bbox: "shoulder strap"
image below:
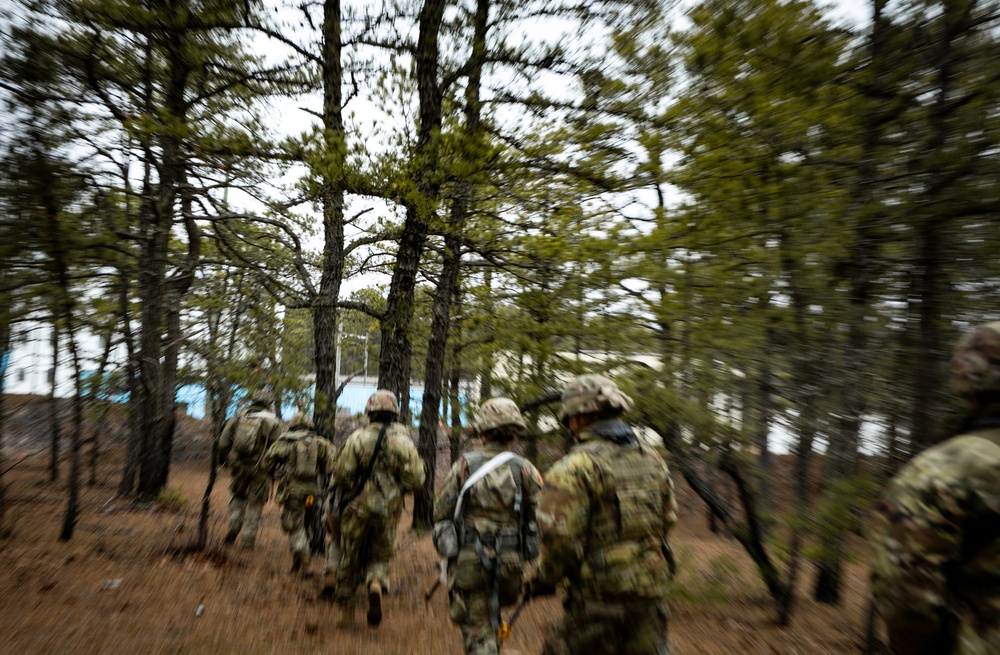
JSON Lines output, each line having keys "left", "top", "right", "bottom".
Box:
{"left": 455, "top": 451, "right": 519, "bottom": 522}
{"left": 340, "top": 422, "right": 390, "bottom": 509}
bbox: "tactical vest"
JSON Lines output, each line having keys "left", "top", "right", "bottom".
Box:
{"left": 575, "top": 439, "right": 672, "bottom": 599}
{"left": 456, "top": 452, "right": 538, "bottom": 559}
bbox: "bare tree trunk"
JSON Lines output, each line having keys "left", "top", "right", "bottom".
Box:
{"left": 478, "top": 269, "right": 494, "bottom": 402}
{"left": 58, "top": 320, "right": 85, "bottom": 541}
{"left": 88, "top": 323, "right": 117, "bottom": 486}
{"left": 312, "top": 0, "right": 347, "bottom": 442}
{"left": 49, "top": 321, "right": 60, "bottom": 482}
{"left": 377, "top": 0, "right": 446, "bottom": 420}
{"left": 0, "top": 298, "right": 11, "bottom": 537}
{"left": 118, "top": 268, "right": 141, "bottom": 496}
{"left": 816, "top": 0, "right": 891, "bottom": 603}
{"left": 413, "top": 0, "right": 488, "bottom": 529}
{"left": 135, "top": 4, "right": 198, "bottom": 499}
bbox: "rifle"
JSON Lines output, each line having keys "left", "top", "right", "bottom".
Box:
{"left": 424, "top": 558, "right": 448, "bottom": 607}
{"left": 496, "top": 597, "right": 527, "bottom": 642}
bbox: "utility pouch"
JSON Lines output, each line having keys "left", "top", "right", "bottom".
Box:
{"left": 522, "top": 520, "right": 540, "bottom": 560}
{"left": 433, "top": 520, "right": 460, "bottom": 559}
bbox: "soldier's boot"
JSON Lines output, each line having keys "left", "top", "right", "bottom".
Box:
{"left": 336, "top": 605, "right": 355, "bottom": 629}
{"left": 291, "top": 552, "right": 306, "bottom": 575}
{"left": 223, "top": 529, "right": 239, "bottom": 546}
{"left": 367, "top": 580, "right": 383, "bottom": 627}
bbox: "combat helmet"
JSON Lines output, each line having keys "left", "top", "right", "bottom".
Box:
{"left": 952, "top": 321, "right": 1000, "bottom": 398}
{"left": 558, "top": 374, "right": 634, "bottom": 426}
{"left": 289, "top": 411, "right": 314, "bottom": 430}
{"left": 250, "top": 389, "right": 274, "bottom": 407}
{"left": 475, "top": 397, "right": 527, "bottom": 436}
{"left": 365, "top": 389, "right": 399, "bottom": 416}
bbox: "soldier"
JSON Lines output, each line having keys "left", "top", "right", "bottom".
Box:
{"left": 433, "top": 397, "right": 544, "bottom": 655}
{"left": 217, "top": 390, "right": 282, "bottom": 549}
{"left": 529, "top": 374, "right": 676, "bottom": 655}
{"left": 872, "top": 321, "right": 1000, "bottom": 654}
{"left": 328, "top": 389, "right": 425, "bottom": 628}
{"left": 263, "top": 412, "right": 336, "bottom": 576}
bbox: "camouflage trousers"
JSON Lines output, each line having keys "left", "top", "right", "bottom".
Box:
{"left": 448, "top": 546, "right": 526, "bottom": 655}
{"left": 226, "top": 468, "right": 270, "bottom": 549}
{"left": 279, "top": 496, "right": 309, "bottom": 568}
{"left": 450, "top": 589, "right": 502, "bottom": 655}
{"left": 333, "top": 507, "right": 399, "bottom": 607}
{"left": 543, "top": 596, "right": 671, "bottom": 655}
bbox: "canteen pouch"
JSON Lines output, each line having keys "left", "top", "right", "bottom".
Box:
{"left": 433, "top": 520, "right": 460, "bottom": 559}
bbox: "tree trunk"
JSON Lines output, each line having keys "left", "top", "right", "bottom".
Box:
{"left": 449, "top": 288, "right": 465, "bottom": 465}
{"left": 815, "top": 0, "right": 889, "bottom": 602}
{"left": 0, "top": 297, "right": 11, "bottom": 537}
{"left": 755, "top": 324, "right": 775, "bottom": 509}
{"left": 49, "top": 321, "right": 60, "bottom": 482}
{"left": 88, "top": 321, "right": 117, "bottom": 486}
{"left": 135, "top": 3, "right": 196, "bottom": 499}
{"left": 478, "top": 269, "right": 494, "bottom": 401}
{"left": 118, "top": 268, "right": 142, "bottom": 496}
{"left": 312, "top": 0, "right": 347, "bottom": 442}
{"left": 377, "top": 0, "right": 446, "bottom": 420}
{"left": 412, "top": 0, "right": 487, "bottom": 531}
{"left": 58, "top": 320, "right": 85, "bottom": 541}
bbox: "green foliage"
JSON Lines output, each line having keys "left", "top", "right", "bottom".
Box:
{"left": 156, "top": 487, "right": 188, "bottom": 512}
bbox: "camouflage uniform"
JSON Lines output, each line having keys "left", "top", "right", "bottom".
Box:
{"left": 217, "top": 391, "right": 282, "bottom": 549}
{"left": 330, "top": 389, "right": 425, "bottom": 625}
{"left": 434, "top": 398, "right": 544, "bottom": 655}
{"left": 534, "top": 374, "right": 676, "bottom": 655}
{"left": 263, "top": 412, "right": 336, "bottom": 574}
{"left": 872, "top": 321, "right": 1000, "bottom": 655}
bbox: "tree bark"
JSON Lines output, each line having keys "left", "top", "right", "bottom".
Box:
{"left": 0, "top": 294, "right": 10, "bottom": 537}
{"left": 135, "top": 4, "right": 197, "bottom": 498}
{"left": 312, "top": 0, "right": 347, "bottom": 442}
{"left": 49, "top": 320, "right": 60, "bottom": 482}
{"left": 377, "top": 0, "right": 446, "bottom": 420}
{"left": 88, "top": 322, "right": 117, "bottom": 486}
{"left": 412, "top": 0, "right": 487, "bottom": 531}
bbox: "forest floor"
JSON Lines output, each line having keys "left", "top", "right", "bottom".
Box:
{"left": 0, "top": 446, "right": 878, "bottom": 655}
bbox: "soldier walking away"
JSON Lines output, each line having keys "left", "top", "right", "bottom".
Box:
{"left": 872, "top": 320, "right": 1000, "bottom": 655}
{"left": 433, "top": 397, "right": 543, "bottom": 655}
{"left": 263, "top": 412, "right": 336, "bottom": 576}
{"left": 327, "top": 389, "right": 425, "bottom": 628}
{"left": 217, "top": 390, "right": 282, "bottom": 549}
{"left": 528, "top": 374, "right": 677, "bottom": 655}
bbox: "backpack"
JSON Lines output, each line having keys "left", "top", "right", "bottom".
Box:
{"left": 433, "top": 451, "right": 538, "bottom": 560}
{"left": 293, "top": 436, "right": 320, "bottom": 480}
{"left": 232, "top": 410, "right": 273, "bottom": 459}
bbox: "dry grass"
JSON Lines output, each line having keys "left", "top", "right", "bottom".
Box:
{"left": 0, "top": 448, "right": 876, "bottom": 655}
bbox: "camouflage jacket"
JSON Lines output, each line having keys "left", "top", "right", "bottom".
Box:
{"left": 263, "top": 428, "right": 336, "bottom": 501}
{"left": 434, "top": 442, "right": 543, "bottom": 547}
{"left": 217, "top": 406, "right": 282, "bottom": 475}
{"left": 536, "top": 419, "right": 677, "bottom": 600}
{"left": 333, "top": 421, "right": 425, "bottom": 518}
{"left": 872, "top": 406, "right": 1000, "bottom": 655}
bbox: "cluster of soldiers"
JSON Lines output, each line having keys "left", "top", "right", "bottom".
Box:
{"left": 216, "top": 374, "right": 676, "bottom": 654}
{"left": 212, "top": 319, "right": 1000, "bottom": 655}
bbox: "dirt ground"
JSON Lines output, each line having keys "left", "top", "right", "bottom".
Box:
{"left": 0, "top": 449, "right": 876, "bottom": 655}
